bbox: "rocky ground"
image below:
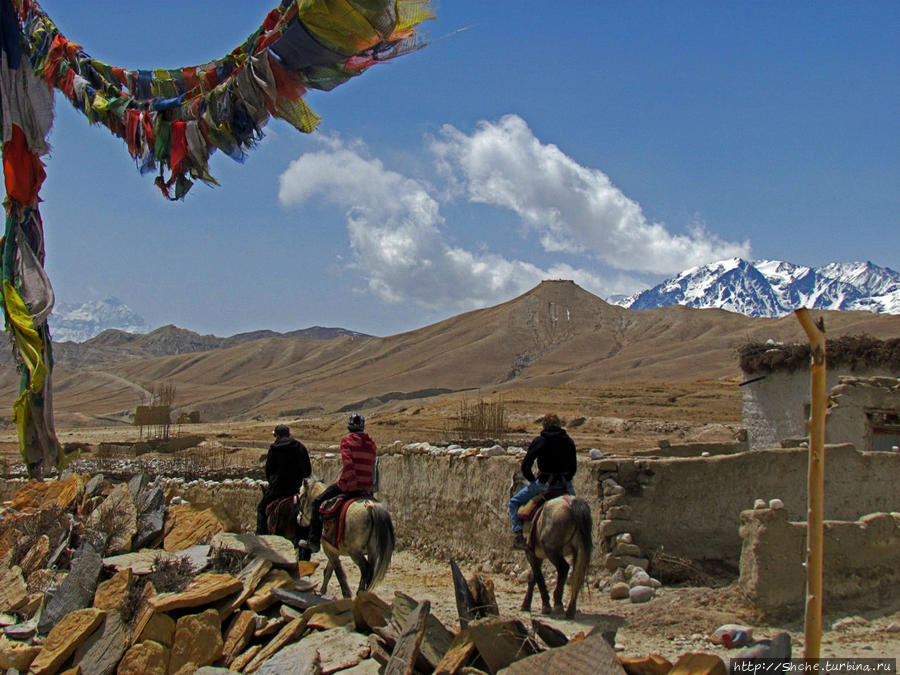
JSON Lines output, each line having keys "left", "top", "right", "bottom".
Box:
{"left": 0, "top": 381, "right": 897, "bottom": 669}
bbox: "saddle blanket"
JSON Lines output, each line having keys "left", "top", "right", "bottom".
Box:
{"left": 319, "top": 494, "right": 375, "bottom": 547}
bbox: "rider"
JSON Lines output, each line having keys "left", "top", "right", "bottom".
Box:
{"left": 256, "top": 424, "right": 312, "bottom": 535}
{"left": 300, "top": 412, "right": 377, "bottom": 552}
{"left": 508, "top": 413, "right": 577, "bottom": 549}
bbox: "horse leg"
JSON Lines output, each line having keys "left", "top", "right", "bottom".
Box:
{"left": 320, "top": 560, "right": 334, "bottom": 595}
{"left": 330, "top": 553, "right": 353, "bottom": 599}
{"left": 351, "top": 551, "right": 371, "bottom": 594}
{"left": 547, "top": 553, "right": 569, "bottom": 614}
{"left": 525, "top": 552, "right": 552, "bottom": 615}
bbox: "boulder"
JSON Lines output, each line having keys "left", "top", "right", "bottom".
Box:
{"left": 72, "top": 609, "right": 128, "bottom": 675}
{"left": 497, "top": 630, "right": 625, "bottom": 675}
{"left": 10, "top": 474, "right": 86, "bottom": 512}
{"left": 168, "top": 608, "right": 224, "bottom": 674}
{"left": 148, "top": 573, "right": 243, "bottom": 613}
{"left": 86, "top": 484, "right": 138, "bottom": 555}
{"left": 164, "top": 504, "right": 235, "bottom": 553}
{"left": 254, "top": 638, "right": 320, "bottom": 674}
{"left": 30, "top": 607, "right": 105, "bottom": 675}
{"left": 136, "top": 612, "right": 176, "bottom": 648}
{"left": 609, "top": 582, "right": 630, "bottom": 600}
{"left": 118, "top": 640, "right": 170, "bottom": 675}
{"left": 19, "top": 534, "right": 50, "bottom": 577}
{"left": 245, "top": 569, "right": 296, "bottom": 612}
{"left": 221, "top": 610, "right": 256, "bottom": 666}
{"left": 0, "top": 566, "right": 27, "bottom": 614}
{"left": 93, "top": 567, "right": 134, "bottom": 611}
{"left": 295, "top": 626, "right": 370, "bottom": 672}
{"left": 0, "top": 633, "right": 41, "bottom": 670}
{"left": 629, "top": 586, "right": 655, "bottom": 603}
{"left": 134, "top": 487, "right": 166, "bottom": 551}
{"left": 38, "top": 549, "right": 103, "bottom": 634}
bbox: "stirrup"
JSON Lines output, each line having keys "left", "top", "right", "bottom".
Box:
{"left": 512, "top": 532, "right": 527, "bottom": 550}
{"left": 298, "top": 539, "right": 320, "bottom": 553}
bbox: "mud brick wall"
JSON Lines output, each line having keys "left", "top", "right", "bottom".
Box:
{"left": 591, "top": 444, "right": 900, "bottom": 566}
{"left": 1, "top": 444, "right": 897, "bottom": 573}
{"left": 738, "top": 507, "right": 900, "bottom": 614}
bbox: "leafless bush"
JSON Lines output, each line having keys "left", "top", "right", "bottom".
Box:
{"left": 451, "top": 395, "right": 509, "bottom": 443}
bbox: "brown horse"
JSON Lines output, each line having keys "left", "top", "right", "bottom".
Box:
{"left": 520, "top": 494, "right": 593, "bottom": 619}
{"left": 266, "top": 495, "right": 312, "bottom": 562}
{"left": 296, "top": 478, "right": 394, "bottom": 598}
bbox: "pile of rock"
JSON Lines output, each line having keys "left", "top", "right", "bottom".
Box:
{"left": 0, "top": 471, "right": 628, "bottom": 674}
{"left": 604, "top": 564, "right": 662, "bottom": 604}
{"left": 596, "top": 478, "right": 651, "bottom": 574}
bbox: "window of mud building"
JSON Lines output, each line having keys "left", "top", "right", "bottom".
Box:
{"left": 866, "top": 410, "right": 900, "bottom": 452}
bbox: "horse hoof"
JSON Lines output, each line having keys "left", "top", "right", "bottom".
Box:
{"left": 521, "top": 603, "right": 531, "bottom": 612}
{"left": 565, "top": 609, "right": 576, "bottom": 620}
{"left": 541, "top": 606, "right": 552, "bottom": 616}
{"left": 553, "top": 604, "right": 565, "bottom": 615}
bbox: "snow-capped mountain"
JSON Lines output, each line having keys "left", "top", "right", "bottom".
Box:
{"left": 51, "top": 298, "right": 150, "bottom": 343}
{"left": 614, "top": 259, "right": 900, "bottom": 317}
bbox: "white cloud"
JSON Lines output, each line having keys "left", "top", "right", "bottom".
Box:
{"left": 430, "top": 114, "right": 750, "bottom": 274}
{"left": 278, "top": 140, "right": 617, "bottom": 308}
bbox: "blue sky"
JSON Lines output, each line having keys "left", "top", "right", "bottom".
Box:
{"left": 35, "top": 1, "right": 900, "bottom": 337}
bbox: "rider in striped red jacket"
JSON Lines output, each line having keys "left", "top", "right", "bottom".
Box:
{"left": 301, "top": 413, "right": 376, "bottom": 552}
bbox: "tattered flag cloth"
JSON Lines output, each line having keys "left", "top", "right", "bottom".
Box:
{"left": 0, "top": 0, "right": 432, "bottom": 476}
{"left": 16, "top": 0, "right": 433, "bottom": 199}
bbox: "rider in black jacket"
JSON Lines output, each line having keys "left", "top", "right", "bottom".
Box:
{"left": 509, "top": 414, "right": 577, "bottom": 549}
{"left": 256, "top": 424, "right": 312, "bottom": 535}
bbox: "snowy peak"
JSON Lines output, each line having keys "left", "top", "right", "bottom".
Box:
{"left": 615, "top": 259, "right": 900, "bottom": 317}
{"left": 51, "top": 298, "right": 150, "bottom": 343}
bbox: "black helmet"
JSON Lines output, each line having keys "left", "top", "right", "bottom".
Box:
{"left": 273, "top": 424, "right": 290, "bottom": 438}
{"left": 347, "top": 413, "right": 365, "bottom": 432}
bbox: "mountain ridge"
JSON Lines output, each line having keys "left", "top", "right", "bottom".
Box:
{"left": 615, "top": 258, "right": 900, "bottom": 316}
{"left": 8, "top": 279, "right": 900, "bottom": 427}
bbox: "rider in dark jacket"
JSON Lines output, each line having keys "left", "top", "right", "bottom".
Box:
{"left": 256, "top": 424, "right": 312, "bottom": 535}
{"left": 509, "top": 414, "right": 577, "bottom": 549}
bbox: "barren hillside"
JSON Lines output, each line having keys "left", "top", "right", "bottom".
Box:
{"left": 2, "top": 280, "right": 899, "bottom": 427}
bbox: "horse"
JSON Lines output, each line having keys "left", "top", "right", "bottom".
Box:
{"left": 296, "top": 477, "right": 395, "bottom": 598}
{"left": 519, "top": 493, "right": 593, "bottom": 619}
{"left": 266, "top": 493, "right": 312, "bottom": 562}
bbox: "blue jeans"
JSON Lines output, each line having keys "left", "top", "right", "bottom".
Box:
{"left": 509, "top": 478, "right": 575, "bottom": 533}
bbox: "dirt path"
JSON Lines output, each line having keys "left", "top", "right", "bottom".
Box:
{"left": 309, "top": 550, "right": 900, "bottom": 662}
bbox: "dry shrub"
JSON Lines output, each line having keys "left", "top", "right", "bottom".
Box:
{"left": 452, "top": 396, "right": 509, "bottom": 442}
{"left": 207, "top": 545, "right": 248, "bottom": 576}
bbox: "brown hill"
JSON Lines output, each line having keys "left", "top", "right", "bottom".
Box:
{"left": 2, "top": 279, "right": 899, "bottom": 427}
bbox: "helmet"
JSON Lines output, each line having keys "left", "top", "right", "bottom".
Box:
{"left": 347, "top": 413, "right": 365, "bottom": 432}
{"left": 273, "top": 424, "right": 290, "bottom": 438}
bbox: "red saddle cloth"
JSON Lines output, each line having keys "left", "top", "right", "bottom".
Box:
{"left": 319, "top": 495, "right": 373, "bottom": 548}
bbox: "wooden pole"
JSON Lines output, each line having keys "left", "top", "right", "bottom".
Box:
{"left": 795, "top": 308, "right": 826, "bottom": 659}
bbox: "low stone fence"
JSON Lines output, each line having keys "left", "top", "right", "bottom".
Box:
{"left": 1, "top": 442, "right": 897, "bottom": 583}
{"left": 738, "top": 506, "right": 900, "bottom": 615}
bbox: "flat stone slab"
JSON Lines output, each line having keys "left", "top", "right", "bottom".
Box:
{"left": 209, "top": 533, "right": 297, "bottom": 567}
{"left": 149, "top": 573, "right": 243, "bottom": 613}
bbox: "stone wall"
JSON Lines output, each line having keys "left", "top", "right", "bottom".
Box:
{"left": 2, "top": 443, "right": 897, "bottom": 576}
{"left": 738, "top": 506, "right": 900, "bottom": 615}
{"left": 741, "top": 368, "right": 896, "bottom": 451}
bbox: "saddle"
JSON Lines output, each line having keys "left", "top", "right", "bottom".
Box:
{"left": 319, "top": 493, "right": 374, "bottom": 547}
{"left": 265, "top": 495, "right": 297, "bottom": 516}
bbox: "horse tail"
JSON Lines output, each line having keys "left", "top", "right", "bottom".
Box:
{"left": 569, "top": 497, "right": 593, "bottom": 597}
{"left": 366, "top": 504, "right": 395, "bottom": 591}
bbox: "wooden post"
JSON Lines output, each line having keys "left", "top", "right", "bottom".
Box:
{"left": 795, "top": 308, "right": 826, "bottom": 659}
